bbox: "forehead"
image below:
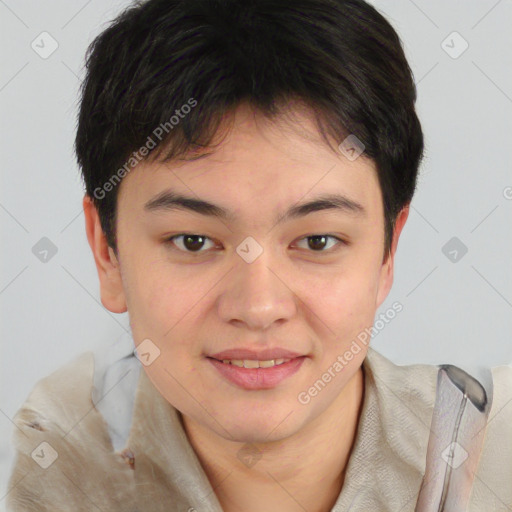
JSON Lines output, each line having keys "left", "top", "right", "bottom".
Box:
{"left": 117, "top": 103, "right": 382, "bottom": 221}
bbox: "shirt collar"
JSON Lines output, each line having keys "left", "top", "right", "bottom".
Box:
{"left": 124, "top": 345, "right": 437, "bottom": 511}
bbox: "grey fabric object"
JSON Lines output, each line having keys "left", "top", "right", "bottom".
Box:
{"left": 90, "top": 332, "right": 141, "bottom": 452}
{"left": 415, "top": 365, "right": 493, "bottom": 511}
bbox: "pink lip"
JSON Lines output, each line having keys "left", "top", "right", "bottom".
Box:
{"left": 209, "top": 348, "right": 303, "bottom": 360}
{"left": 207, "top": 356, "right": 306, "bottom": 390}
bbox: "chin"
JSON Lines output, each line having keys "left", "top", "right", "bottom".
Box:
{"left": 217, "top": 409, "right": 303, "bottom": 444}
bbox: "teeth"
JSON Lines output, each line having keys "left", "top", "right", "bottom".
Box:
{"left": 259, "top": 359, "right": 277, "bottom": 368}
{"left": 221, "top": 358, "right": 291, "bottom": 368}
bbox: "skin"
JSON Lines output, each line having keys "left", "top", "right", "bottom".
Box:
{"left": 84, "top": 101, "right": 409, "bottom": 512}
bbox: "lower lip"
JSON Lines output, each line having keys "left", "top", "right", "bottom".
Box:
{"left": 207, "top": 356, "right": 306, "bottom": 390}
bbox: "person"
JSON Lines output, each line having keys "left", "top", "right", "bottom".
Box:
{"left": 6, "top": 0, "right": 512, "bottom": 510}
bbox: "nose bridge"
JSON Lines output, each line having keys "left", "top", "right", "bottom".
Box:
{"left": 217, "top": 245, "right": 297, "bottom": 330}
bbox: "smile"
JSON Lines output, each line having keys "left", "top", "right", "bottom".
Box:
{"left": 207, "top": 356, "right": 306, "bottom": 390}
{"left": 217, "top": 358, "right": 291, "bottom": 368}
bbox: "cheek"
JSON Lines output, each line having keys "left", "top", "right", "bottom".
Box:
{"left": 125, "top": 259, "right": 214, "bottom": 348}
{"left": 305, "top": 263, "right": 381, "bottom": 345}
{"left": 120, "top": 255, "right": 176, "bottom": 329}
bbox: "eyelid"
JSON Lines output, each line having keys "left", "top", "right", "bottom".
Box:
{"left": 165, "top": 233, "right": 348, "bottom": 254}
{"left": 165, "top": 233, "right": 218, "bottom": 253}
{"left": 292, "top": 234, "right": 347, "bottom": 252}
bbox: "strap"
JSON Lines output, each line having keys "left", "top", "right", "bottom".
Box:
{"left": 415, "top": 364, "right": 493, "bottom": 511}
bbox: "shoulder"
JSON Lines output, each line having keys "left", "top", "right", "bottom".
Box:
{"left": 364, "top": 346, "right": 439, "bottom": 415}
{"left": 336, "top": 346, "right": 441, "bottom": 510}
{"left": 6, "top": 350, "right": 137, "bottom": 512}
{"left": 361, "top": 347, "right": 439, "bottom": 466}
{"left": 366, "top": 349, "right": 512, "bottom": 510}
{"left": 11, "top": 351, "right": 95, "bottom": 434}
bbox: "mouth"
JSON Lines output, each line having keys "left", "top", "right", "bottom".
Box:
{"left": 208, "top": 357, "right": 294, "bottom": 368}
{"left": 206, "top": 355, "right": 307, "bottom": 390}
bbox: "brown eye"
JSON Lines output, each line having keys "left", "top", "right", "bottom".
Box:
{"left": 295, "top": 234, "right": 344, "bottom": 252}
{"left": 308, "top": 235, "right": 328, "bottom": 251}
{"left": 167, "top": 234, "right": 215, "bottom": 253}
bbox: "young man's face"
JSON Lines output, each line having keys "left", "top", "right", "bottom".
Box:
{"left": 85, "top": 102, "right": 408, "bottom": 444}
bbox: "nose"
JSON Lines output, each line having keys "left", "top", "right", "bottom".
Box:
{"left": 216, "top": 248, "right": 298, "bottom": 331}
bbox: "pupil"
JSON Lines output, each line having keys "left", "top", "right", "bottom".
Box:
{"left": 184, "top": 235, "right": 204, "bottom": 251}
{"left": 308, "top": 235, "right": 327, "bottom": 251}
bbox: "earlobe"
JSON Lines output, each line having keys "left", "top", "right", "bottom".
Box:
{"left": 83, "top": 195, "right": 127, "bottom": 313}
{"left": 375, "top": 205, "right": 410, "bottom": 309}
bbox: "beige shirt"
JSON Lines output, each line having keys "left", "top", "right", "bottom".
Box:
{"left": 6, "top": 342, "right": 512, "bottom": 511}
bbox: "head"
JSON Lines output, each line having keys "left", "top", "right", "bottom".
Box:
{"left": 78, "top": 0, "right": 423, "bottom": 443}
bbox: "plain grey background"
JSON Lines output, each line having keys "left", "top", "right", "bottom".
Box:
{"left": 1, "top": 0, "right": 511, "bottom": 506}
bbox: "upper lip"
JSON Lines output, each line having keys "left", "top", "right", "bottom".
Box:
{"left": 208, "top": 348, "right": 304, "bottom": 361}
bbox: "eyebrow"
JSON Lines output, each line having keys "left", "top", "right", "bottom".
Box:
{"left": 144, "top": 189, "right": 366, "bottom": 224}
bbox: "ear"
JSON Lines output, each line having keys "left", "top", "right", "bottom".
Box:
{"left": 375, "top": 204, "right": 410, "bottom": 309}
{"left": 83, "top": 195, "right": 127, "bottom": 313}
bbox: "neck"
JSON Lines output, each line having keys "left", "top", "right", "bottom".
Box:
{"left": 182, "top": 365, "right": 365, "bottom": 512}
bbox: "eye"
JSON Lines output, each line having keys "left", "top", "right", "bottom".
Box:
{"left": 294, "top": 234, "right": 345, "bottom": 252}
{"left": 164, "top": 233, "right": 346, "bottom": 255}
{"left": 165, "top": 234, "right": 216, "bottom": 253}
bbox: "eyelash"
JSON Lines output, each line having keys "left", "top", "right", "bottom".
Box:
{"left": 164, "top": 233, "right": 347, "bottom": 255}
